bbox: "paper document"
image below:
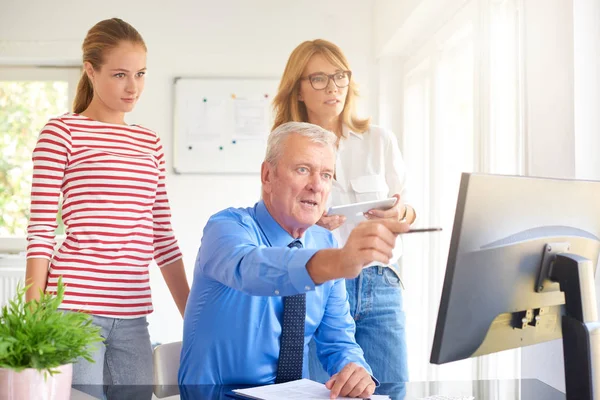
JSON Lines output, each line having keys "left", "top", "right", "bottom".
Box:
{"left": 233, "top": 98, "right": 269, "bottom": 140}
{"left": 232, "top": 378, "right": 391, "bottom": 400}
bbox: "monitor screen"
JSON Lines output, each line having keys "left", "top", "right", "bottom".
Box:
{"left": 430, "top": 173, "right": 600, "bottom": 364}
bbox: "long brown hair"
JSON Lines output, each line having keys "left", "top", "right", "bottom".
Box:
{"left": 73, "top": 18, "right": 147, "bottom": 114}
{"left": 272, "top": 39, "right": 370, "bottom": 133}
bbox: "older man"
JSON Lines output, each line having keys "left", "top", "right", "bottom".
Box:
{"left": 179, "top": 122, "right": 409, "bottom": 398}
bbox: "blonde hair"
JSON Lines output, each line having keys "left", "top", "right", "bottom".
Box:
{"left": 73, "top": 18, "right": 146, "bottom": 114}
{"left": 272, "top": 39, "right": 370, "bottom": 134}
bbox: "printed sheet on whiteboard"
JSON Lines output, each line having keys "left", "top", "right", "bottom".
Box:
{"left": 172, "top": 77, "right": 280, "bottom": 174}
{"left": 233, "top": 98, "right": 270, "bottom": 140}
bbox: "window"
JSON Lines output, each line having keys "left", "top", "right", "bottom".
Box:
{"left": 0, "top": 67, "right": 80, "bottom": 237}
{"left": 398, "top": 0, "right": 523, "bottom": 382}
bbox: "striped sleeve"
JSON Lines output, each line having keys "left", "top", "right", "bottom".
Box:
{"left": 27, "top": 118, "right": 72, "bottom": 260}
{"left": 151, "top": 134, "right": 182, "bottom": 267}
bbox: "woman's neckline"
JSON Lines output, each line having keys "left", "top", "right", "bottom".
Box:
{"left": 73, "top": 113, "right": 134, "bottom": 127}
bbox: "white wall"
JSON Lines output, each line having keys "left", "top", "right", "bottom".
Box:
{"left": 373, "top": 0, "right": 470, "bottom": 57}
{"left": 522, "top": 0, "right": 575, "bottom": 180}
{"left": 373, "top": 0, "right": 422, "bottom": 55}
{"left": 0, "top": 0, "right": 377, "bottom": 344}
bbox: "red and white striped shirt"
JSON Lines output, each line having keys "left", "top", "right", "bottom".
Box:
{"left": 26, "top": 113, "right": 182, "bottom": 318}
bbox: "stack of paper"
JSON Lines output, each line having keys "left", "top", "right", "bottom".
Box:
{"left": 230, "top": 378, "right": 391, "bottom": 400}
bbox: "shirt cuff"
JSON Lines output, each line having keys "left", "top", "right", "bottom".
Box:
{"left": 371, "top": 375, "right": 381, "bottom": 387}
{"left": 353, "top": 360, "right": 380, "bottom": 387}
{"left": 288, "top": 248, "right": 319, "bottom": 293}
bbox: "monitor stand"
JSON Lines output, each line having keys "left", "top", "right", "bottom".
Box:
{"left": 544, "top": 251, "right": 600, "bottom": 400}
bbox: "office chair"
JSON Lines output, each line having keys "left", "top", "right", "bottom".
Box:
{"left": 153, "top": 341, "right": 182, "bottom": 398}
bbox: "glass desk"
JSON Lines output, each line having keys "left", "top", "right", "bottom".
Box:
{"left": 71, "top": 379, "right": 565, "bottom": 400}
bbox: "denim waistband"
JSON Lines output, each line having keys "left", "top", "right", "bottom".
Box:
{"left": 363, "top": 264, "right": 405, "bottom": 289}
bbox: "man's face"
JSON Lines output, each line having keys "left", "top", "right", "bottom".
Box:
{"left": 262, "top": 134, "right": 335, "bottom": 237}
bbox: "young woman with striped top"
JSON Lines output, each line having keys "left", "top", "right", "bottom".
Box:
{"left": 24, "top": 18, "right": 190, "bottom": 399}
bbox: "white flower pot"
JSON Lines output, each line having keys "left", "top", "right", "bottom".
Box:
{"left": 0, "top": 363, "right": 72, "bottom": 400}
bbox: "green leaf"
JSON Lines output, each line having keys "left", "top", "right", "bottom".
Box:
{"left": 0, "top": 277, "right": 103, "bottom": 375}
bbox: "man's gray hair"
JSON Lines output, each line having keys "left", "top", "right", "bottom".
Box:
{"left": 265, "top": 122, "right": 337, "bottom": 165}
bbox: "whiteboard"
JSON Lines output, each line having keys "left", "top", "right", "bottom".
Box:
{"left": 172, "top": 77, "right": 280, "bottom": 174}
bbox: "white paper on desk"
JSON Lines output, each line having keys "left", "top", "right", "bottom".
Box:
{"left": 233, "top": 378, "right": 390, "bottom": 400}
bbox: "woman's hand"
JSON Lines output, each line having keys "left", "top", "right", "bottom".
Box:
{"left": 365, "top": 193, "right": 407, "bottom": 221}
{"left": 317, "top": 211, "right": 347, "bottom": 231}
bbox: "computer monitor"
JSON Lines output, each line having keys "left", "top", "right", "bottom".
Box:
{"left": 430, "top": 173, "right": 600, "bottom": 399}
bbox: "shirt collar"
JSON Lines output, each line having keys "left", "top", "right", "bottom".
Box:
{"left": 342, "top": 124, "right": 364, "bottom": 140}
{"left": 255, "top": 200, "right": 306, "bottom": 248}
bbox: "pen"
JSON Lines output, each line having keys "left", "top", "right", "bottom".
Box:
{"left": 403, "top": 227, "right": 443, "bottom": 234}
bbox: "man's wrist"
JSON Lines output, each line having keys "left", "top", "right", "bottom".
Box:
{"left": 306, "top": 249, "right": 341, "bottom": 284}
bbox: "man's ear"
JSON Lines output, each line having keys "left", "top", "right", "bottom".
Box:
{"left": 261, "top": 161, "right": 273, "bottom": 194}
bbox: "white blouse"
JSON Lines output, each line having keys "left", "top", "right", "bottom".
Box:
{"left": 329, "top": 124, "right": 410, "bottom": 269}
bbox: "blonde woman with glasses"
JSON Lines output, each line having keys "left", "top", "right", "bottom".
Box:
{"left": 272, "top": 39, "right": 416, "bottom": 384}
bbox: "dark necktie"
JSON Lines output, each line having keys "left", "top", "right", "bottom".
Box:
{"left": 275, "top": 239, "right": 306, "bottom": 383}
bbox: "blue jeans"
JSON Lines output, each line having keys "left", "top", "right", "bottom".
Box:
{"left": 309, "top": 266, "right": 408, "bottom": 383}
{"left": 70, "top": 314, "right": 153, "bottom": 400}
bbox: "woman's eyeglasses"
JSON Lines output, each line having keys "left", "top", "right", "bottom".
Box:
{"left": 301, "top": 71, "right": 352, "bottom": 90}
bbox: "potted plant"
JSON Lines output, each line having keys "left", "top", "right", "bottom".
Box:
{"left": 0, "top": 277, "right": 102, "bottom": 400}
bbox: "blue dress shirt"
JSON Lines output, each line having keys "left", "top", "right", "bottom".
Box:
{"left": 178, "top": 201, "right": 372, "bottom": 384}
